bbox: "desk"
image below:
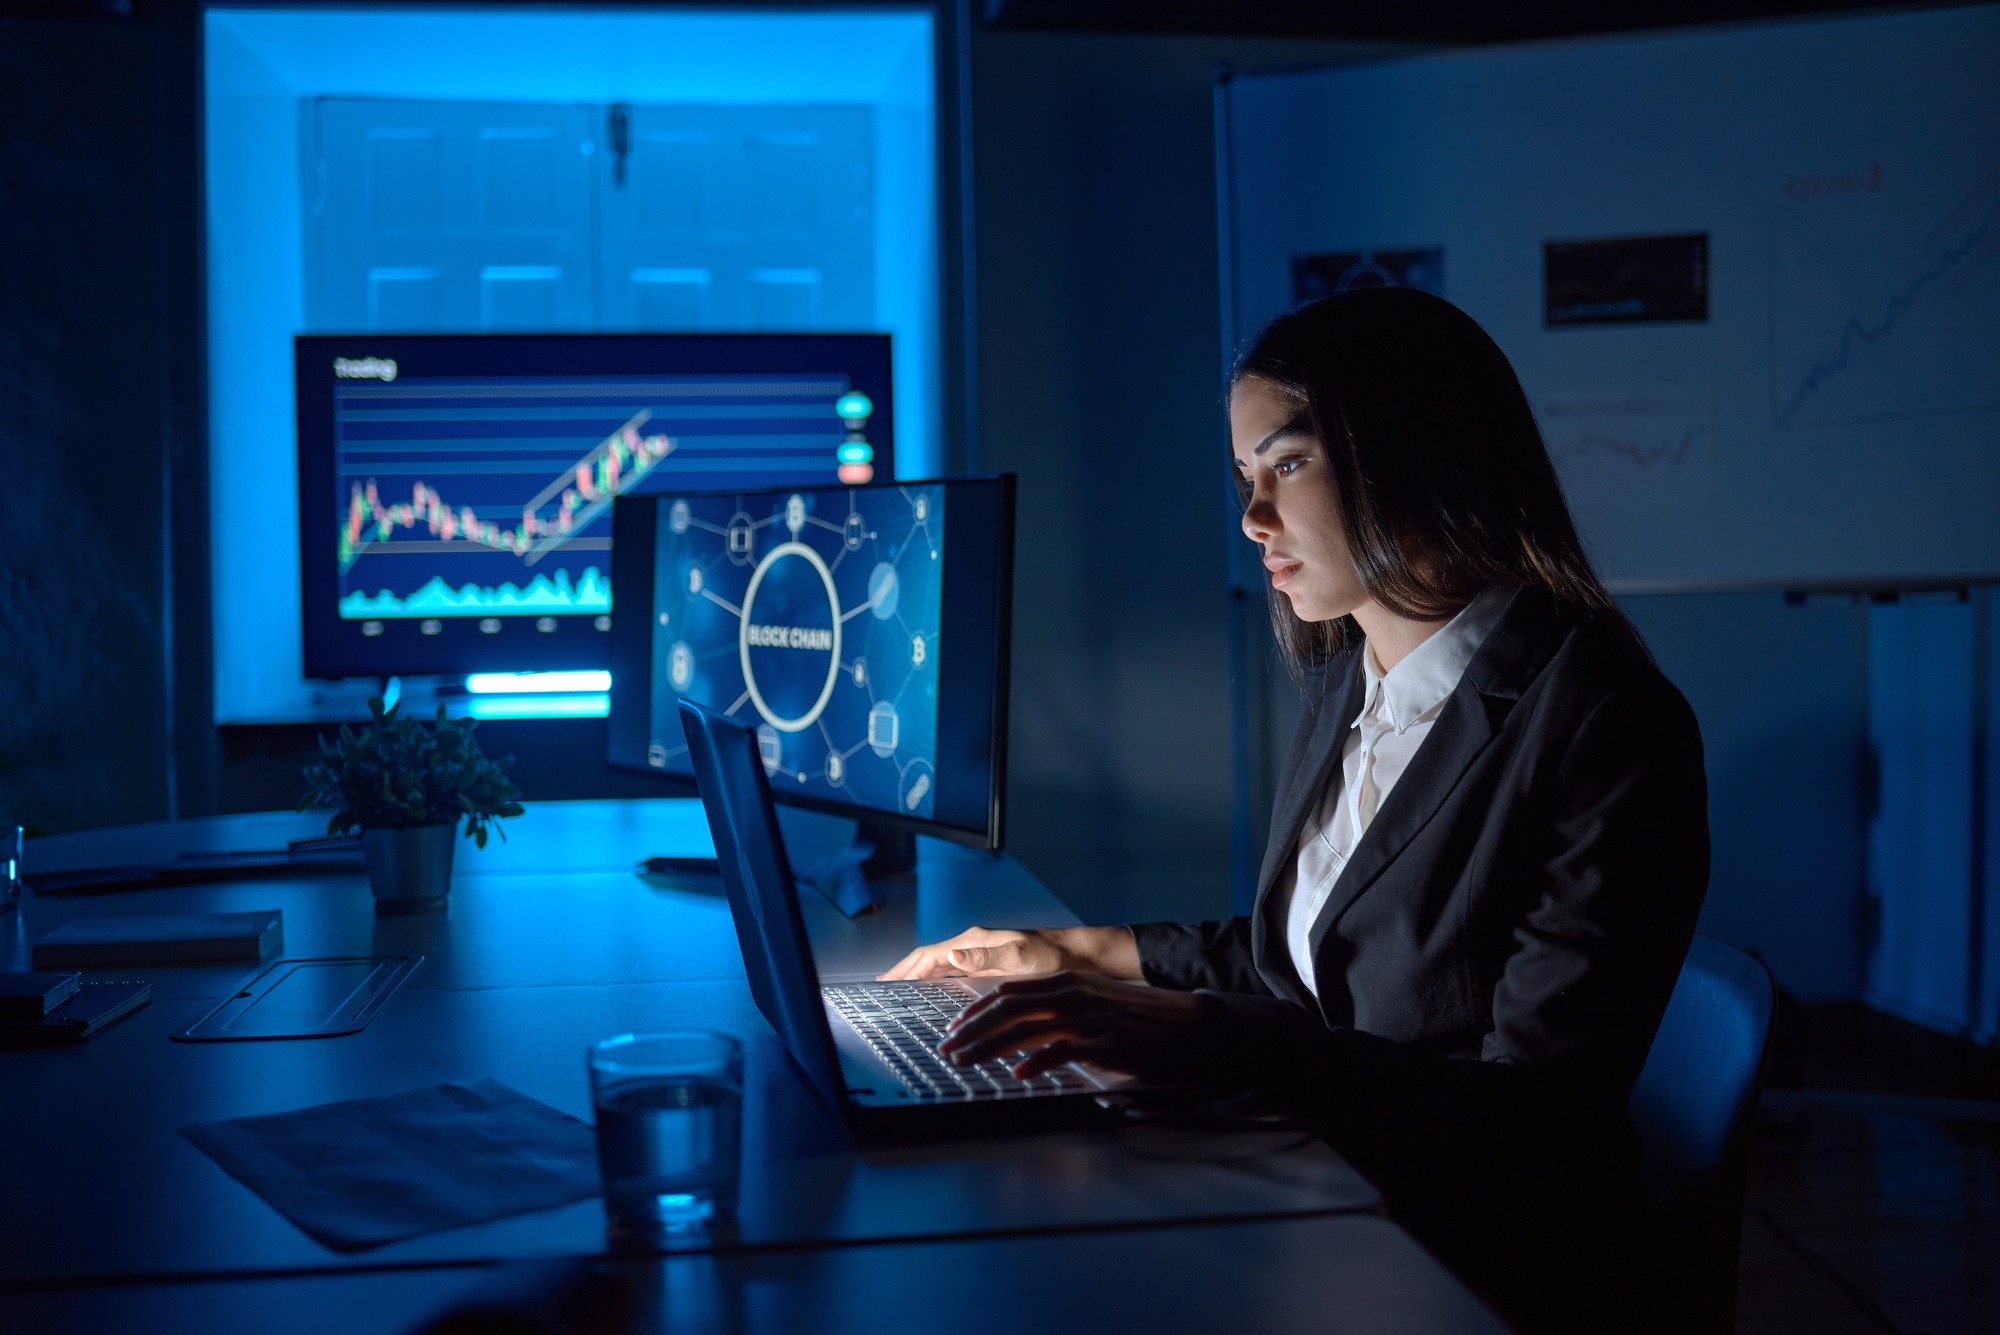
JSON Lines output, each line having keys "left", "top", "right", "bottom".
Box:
{"left": 0, "top": 800, "right": 1504, "bottom": 1334}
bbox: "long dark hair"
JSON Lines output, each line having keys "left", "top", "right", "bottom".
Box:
{"left": 1232, "top": 287, "right": 1630, "bottom": 678}
{"left": 1224, "top": 285, "right": 1632, "bottom": 671}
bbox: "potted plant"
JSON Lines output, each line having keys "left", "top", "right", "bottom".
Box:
{"left": 299, "top": 697, "right": 524, "bottom": 913}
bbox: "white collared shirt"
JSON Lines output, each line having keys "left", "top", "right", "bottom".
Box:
{"left": 1276, "top": 586, "right": 1512, "bottom": 997}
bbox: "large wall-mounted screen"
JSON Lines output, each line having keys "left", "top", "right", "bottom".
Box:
{"left": 297, "top": 333, "right": 891, "bottom": 678}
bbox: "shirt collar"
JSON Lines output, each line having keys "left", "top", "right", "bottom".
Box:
{"left": 1359, "top": 585, "right": 1513, "bottom": 734}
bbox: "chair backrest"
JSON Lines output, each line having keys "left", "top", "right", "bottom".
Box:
{"left": 1627, "top": 933, "right": 1775, "bottom": 1332}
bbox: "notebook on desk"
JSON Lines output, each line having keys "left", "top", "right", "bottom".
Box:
{"left": 679, "top": 698, "right": 1145, "bottom": 1140}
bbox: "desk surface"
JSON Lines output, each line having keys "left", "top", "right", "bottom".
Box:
{"left": 1, "top": 801, "right": 1499, "bottom": 1333}
{"left": 5, "top": 802, "right": 1073, "bottom": 997}
{"left": 1, "top": 1216, "right": 1506, "bottom": 1335}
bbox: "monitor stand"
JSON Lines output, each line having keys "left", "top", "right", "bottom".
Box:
{"left": 856, "top": 824, "right": 916, "bottom": 877}
{"left": 639, "top": 820, "right": 913, "bottom": 919}
{"left": 797, "top": 822, "right": 914, "bottom": 918}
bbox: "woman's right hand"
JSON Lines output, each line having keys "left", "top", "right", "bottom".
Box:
{"left": 876, "top": 925, "right": 1141, "bottom": 982}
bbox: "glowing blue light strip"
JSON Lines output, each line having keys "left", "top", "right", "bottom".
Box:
{"left": 466, "top": 693, "right": 610, "bottom": 720}
{"left": 466, "top": 671, "right": 612, "bottom": 694}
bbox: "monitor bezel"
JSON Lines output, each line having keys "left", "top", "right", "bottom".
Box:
{"left": 295, "top": 331, "right": 894, "bottom": 680}
{"left": 607, "top": 475, "right": 1014, "bottom": 852}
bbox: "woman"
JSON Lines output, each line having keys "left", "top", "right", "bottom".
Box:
{"left": 883, "top": 288, "right": 1709, "bottom": 1332}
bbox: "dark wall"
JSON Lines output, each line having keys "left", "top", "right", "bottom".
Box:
{"left": 966, "top": 28, "right": 1383, "bottom": 924}
{"left": 0, "top": 8, "right": 1380, "bottom": 908}
{"left": 0, "top": 4, "right": 203, "bottom": 837}
{"left": 1625, "top": 592, "right": 1872, "bottom": 1001}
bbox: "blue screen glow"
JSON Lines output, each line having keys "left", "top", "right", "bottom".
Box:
{"left": 647, "top": 483, "right": 944, "bottom": 820}
{"left": 205, "top": 7, "right": 936, "bottom": 721}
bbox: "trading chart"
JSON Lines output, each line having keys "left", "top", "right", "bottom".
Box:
{"left": 333, "top": 373, "right": 878, "bottom": 623}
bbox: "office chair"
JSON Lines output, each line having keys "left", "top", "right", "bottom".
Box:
{"left": 1627, "top": 934, "right": 1776, "bottom": 1334}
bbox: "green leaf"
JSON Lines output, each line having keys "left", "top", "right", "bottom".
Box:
{"left": 301, "top": 692, "right": 522, "bottom": 835}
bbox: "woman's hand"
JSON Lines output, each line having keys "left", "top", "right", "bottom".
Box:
{"left": 876, "top": 925, "right": 1141, "bottom": 982}
{"left": 936, "top": 972, "right": 1210, "bottom": 1081}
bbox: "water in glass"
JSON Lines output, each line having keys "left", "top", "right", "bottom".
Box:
{"left": 590, "top": 1031, "right": 743, "bottom": 1235}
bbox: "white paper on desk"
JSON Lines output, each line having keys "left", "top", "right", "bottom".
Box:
{"left": 180, "top": 1079, "right": 600, "bottom": 1251}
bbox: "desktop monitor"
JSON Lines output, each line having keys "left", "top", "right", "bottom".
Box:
{"left": 295, "top": 332, "right": 892, "bottom": 679}
{"left": 607, "top": 476, "right": 1015, "bottom": 850}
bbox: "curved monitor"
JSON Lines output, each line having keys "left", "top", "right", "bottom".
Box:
{"left": 608, "top": 476, "right": 1014, "bottom": 850}
{"left": 296, "top": 332, "right": 892, "bottom": 679}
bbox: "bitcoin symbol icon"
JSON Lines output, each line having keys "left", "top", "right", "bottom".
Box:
{"left": 911, "top": 633, "right": 927, "bottom": 668}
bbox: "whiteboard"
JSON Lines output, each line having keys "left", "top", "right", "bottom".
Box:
{"left": 1222, "top": 6, "right": 2000, "bottom": 589}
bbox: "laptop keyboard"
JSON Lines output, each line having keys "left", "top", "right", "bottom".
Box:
{"left": 824, "top": 981, "right": 1095, "bottom": 1101}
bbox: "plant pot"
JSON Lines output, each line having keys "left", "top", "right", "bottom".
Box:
{"left": 361, "top": 822, "right": 457, "bottom": 914}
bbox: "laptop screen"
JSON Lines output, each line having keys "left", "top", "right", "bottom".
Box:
{"left": 677, "top": 697, "right": 847, "bottom": 1112}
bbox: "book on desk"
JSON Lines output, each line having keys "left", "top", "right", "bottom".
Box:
{"left": 31, "top": 910, "right": 283, "bottom": 969}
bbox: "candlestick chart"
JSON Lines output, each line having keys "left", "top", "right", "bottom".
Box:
{"left": 333, "top": 373, "right": 858, "bottom": 620}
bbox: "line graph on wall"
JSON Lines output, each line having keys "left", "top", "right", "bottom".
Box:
{"left": 1772, "top": 170, "right": 2000, "bottom": 430}
{"left": 334, "top": 374, "right": 854, "bottom": 619}
{"left": 1539, "top": 392, "right": 1720, "bottom": 522}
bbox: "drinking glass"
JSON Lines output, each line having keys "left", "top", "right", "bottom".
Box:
{"left": 589, "top": 1031, "right": 743, "bottom": 1235}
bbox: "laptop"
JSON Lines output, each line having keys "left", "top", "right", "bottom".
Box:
{"left": 678, "top": 698, "right": 1130, "bottom": 1136}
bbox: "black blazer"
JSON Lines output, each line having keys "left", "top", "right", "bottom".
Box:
{"left": 1132, "top": 586, "right": 1709, "bottom": 1109}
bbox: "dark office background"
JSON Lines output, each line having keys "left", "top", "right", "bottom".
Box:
{"left": 0, "top": 4, "right": 1379, "bottom": 924}
{"left": 3, "top": 4, "right": 1998, "bottom": 1329}
{"left": 0, "top": 0, "right": 1990, "bottom": 1024}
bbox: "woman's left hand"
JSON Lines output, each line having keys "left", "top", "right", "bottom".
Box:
{"left": 937, "top": 972, "right": 1210, "bottom": 1081}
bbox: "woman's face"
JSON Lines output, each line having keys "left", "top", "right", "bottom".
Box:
{"left": 1230, "top": 375, "right": 1367, "bottom": 624}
